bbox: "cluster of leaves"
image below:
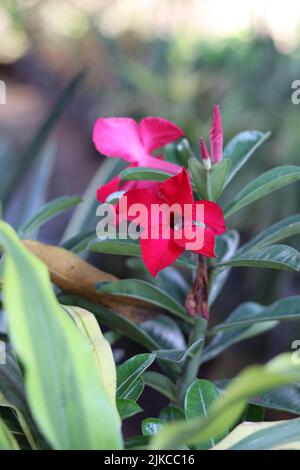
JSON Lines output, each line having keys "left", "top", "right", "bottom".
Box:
{"left": 1, "top": 72, "right": 300, "bottom": 450}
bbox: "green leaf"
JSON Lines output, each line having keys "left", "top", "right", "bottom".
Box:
{"left": 189, "top": 158, "right": 231, "bottom": 201}
{"left": 223, "top": 130, "right": 270, "bottom": 186}
{"left": 209, "top": 296, "right": 300, "bottom": 334}
{"left": 185, "top": 379, "right": 220, "bottom": 420}
{"left": 0, "top": 418, "right": 19, "bottom": 450}
{"left": 228, "top": 418, "right": 300, "bottom": 450}
{"left": 0, "top": 348, "right": 41, "bottom": 449}
{"left": 209, "top": 230, "right": 240, "bottom": 306}
{"left": 15, "top": 145, "right": 56, "bottom": 233}
{"left": 59, "top": 295, "right": 159, "bottom": 351}
{"left": 61, "top": 230, "right": 95, "bottom": 253}
{"left": 188, "top": 158, "right": 208, "bottom": 199}
{"left": 209, "top": 159, "right": 232, "bottom": 200}
{"left": 203, "top": 303, "right": 277, "bottom": 363}
{"left": 89, "top": 237, "right": 196, "bottom": 270}
{"left": 159, "top": 405, "right": 185, "bottom": 422}
{"left": 243, "top": 404, "right": 265, "bottom": 422}
{"left": 184, "top": 379, "right": 221, "bottom": 449}
{"left": 62, "top": 305, "right": 117, "bottom": 410}
{"left": 237, "top": 214, "right": 300, "bottom": 254}
{"left": 20, "top": 196, "right": 81, "bottom": 238}
{"left": 224, "top": 165, "right": 300, "bottom": 219}
{"left": 150, "top": 353, "right": 300, "bottom": 450}
{"left": 154, "top": 338, "right": 203, "bottom": 364}
{"left": 98, "top": 279, "right": 193, "bottom": 324}
{"left": 120, "top": 167, "right": 172, "bottom": 182}
{"left": 141, "top": 315, "right": 186, "bottom": 350}
{"left": 249, "top": 383, "right": 300, "bottom": 415}
{"left": 143, "top": 372, "right": 176, "bottom": 402}
{"left": 124, "top": 378, "right": 145, "bottom": 402}
{"left": 0, "top": 221, "right": 122, "bottom": 450}
{"left": 117, "top": 354, "right": 156, "bottom": 399}
{"left": 117, "top": 399, "right": 143, "bottom": 421}
{"left": 142, "top": 418, "right": 163, "bottom": 436}
{"left": 218, "top": 244, "right": 300, "bottom": 271}
{"left": 1, "top": 71, "right": 85, "bottom": 206}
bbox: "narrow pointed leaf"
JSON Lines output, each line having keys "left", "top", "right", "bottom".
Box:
{"left": 120, "top": 167, "right": 172, "bottom": 182}
{"left": 224, "top": 130, "right": 270, "bottom": 186}
{"left": 224, "top": 166, "right": 300, "bottom": 219}
{"left": 218, "top": 244, "right": 300, "bottom": 271}
{"left": 98, "top": 279, "right": 193, "bottom": 324}
{"left": 237, "top": 214, "right": 300, "bottom": 254}
{"left": 20, "top": 196, "right": 81, "bottom": 238}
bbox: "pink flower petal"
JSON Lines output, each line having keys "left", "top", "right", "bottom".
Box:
{"left": 142, "top": 154, "right": 181, "bottom": 174}
{"left": 140, "top": 117, "right": 184, "bottom": 154}
{"left": 210, "top": 105, "right": 223, "bottom": 163}
{"left": 93, "top": 117, "right": 146, "bottom": 162}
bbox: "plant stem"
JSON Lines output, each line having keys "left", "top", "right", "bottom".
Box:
{"left": 176, "top": 315, "right": 207, "bottom": 405}
{"left": 176, "top": 255, "right": 209, "bottom": 405}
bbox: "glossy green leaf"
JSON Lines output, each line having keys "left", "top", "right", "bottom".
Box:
{"left": 117, "top": 354, "right": 155, "bottom": 399}
{"left": 209, "top": 230, "right": 240, "bottom": 306}
{"left": 98, "top": 279, "right": 193, "bottom": 324}
{"left": 0, "top": 221, "right": 122, "bottom": 450}
{"left": 188, "top": 158, "right": 207, "bottom": 199}
{"left": 209, "top": 159, "right": 232, "bottom": 200}
{"left": 124, "top": 378, "right": 145, "bottom": 402}
{"left": 143, "top": 372, "right": 176, "bottom": 402}
{"left": 141, "top": 315, "right": 186, "bottom": 351}
{"left": 224, "top": 165, "right": 300, "bottom": 219}
{"left": 209, "top": 296, "right": 300, "bottom": 334}
{"left": 249, "top": 383, "right": 300, "bottom": 415}
{"left": 218, "top": 244, "right": 300, "bottom": 271}
{"left": 159, "top": 405, "right": 185, "bottom": 422}
{"left": 154, "top": 338, "right": 203, "bottom": 364}
{"left": 237, "top": 214, "right": 300, "bottom": 254}
{"left": 120, "top": 167, "right": 172, "bottom": 182}
{"left": 223, "top": 130, "right": 270, "bottom": 186}
{"left": 142, "top": 418, "right": 163, "bottom": 436}
{"left": 117, "top": 399, "right": 143, "bottom": 420}
{"left": 203, "top": 303, "right": 277, "bottom": 363}
{"left": 185, "top": 379, "right": 221, "bottom": 449}
{"left": 20, "top": 196, "right": 81, "bottom": 238}
{"left": 61, "top": 230, "right": 95, "bottom": 253}
{"left": 150, "top": 354, "right": 300, "bottom": 449}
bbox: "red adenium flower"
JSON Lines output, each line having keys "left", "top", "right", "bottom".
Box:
{"left": 117, "top": 168, "right": 226, "bottom": 277}
{"left": 93, "top": 117, "right": 184, "bottom": 202}
{"left": 200, "top": 105, "right": 223, "bottom": 165}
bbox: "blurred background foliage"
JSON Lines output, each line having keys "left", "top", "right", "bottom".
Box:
{"left": 1, "top": 0, "right": 300, "bottom": 399}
